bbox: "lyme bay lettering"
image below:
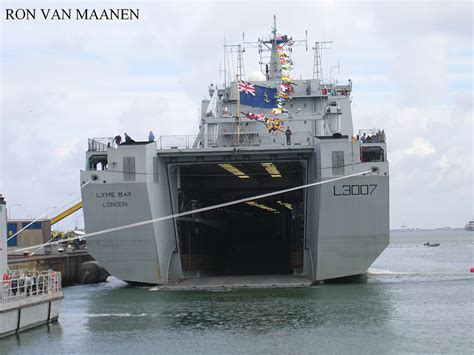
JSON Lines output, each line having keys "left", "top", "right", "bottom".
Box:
{"left": 96, "top": 191, "right": 132, "bottom": 208}
{"left": 5, "top": 8, "right": 139, "bottom": 21}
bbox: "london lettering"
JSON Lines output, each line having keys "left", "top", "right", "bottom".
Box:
{"left": 103, "top": 202, "right": 128, "bottom": 208}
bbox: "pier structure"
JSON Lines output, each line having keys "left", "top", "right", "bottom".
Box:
{"left": 8, "top": 251, "right": 93, "bottom": 285}
{"left": 0, "top": 194, "right": 63, "bottom": 338}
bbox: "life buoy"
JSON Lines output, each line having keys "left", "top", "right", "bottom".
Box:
{"left": 2, "top": 272, "right": 11, "bottom": 285}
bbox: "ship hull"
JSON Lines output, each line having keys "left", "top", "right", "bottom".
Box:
{"left": 80, "top": 143, "right": 389, "bottom": 285}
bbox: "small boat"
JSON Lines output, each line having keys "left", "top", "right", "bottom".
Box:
{"left": 465, "top": 220, "right": 474, "bottom": 231}
{"left": 423, "top": 242, "right": 440, "bottom": 247}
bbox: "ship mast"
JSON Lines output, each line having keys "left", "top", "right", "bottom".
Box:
{"left": 243, "top": 16, "right": 307, "bottom": 81}
{"left": 236, "top": 76, "right": 241, "bottom": 145}
{"left": 267, "top": 15, "right": 282, "bottom": 81}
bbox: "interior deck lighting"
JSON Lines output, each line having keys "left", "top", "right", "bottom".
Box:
{"left": 218, "top": 163, "right": 250, "bottom": 179}
{"left": 246, "top": 201, "right": 276, "bottom": 212}
{"left": 261, "top": 162, "right": 281, "bottom": 178}
{"left": 277, "top": 200, "right": 293, "bottom": 210}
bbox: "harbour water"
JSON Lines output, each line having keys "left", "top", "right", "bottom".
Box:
{"left": 1, "top": 230, "right": 472, "bottom": 354}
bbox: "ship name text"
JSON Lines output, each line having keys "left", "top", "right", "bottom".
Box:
{"left": 96, "top": 192, "right": 131, "bottom": 198}
{"left": 96, "top": 191, "right": 131, "bottom": 208}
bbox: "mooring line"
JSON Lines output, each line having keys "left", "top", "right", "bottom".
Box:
{"left": 13, "top": 170, "right": 372, "bottom": 253}
{"left": 8, "top": 180, "right": 92, "bottom": 242}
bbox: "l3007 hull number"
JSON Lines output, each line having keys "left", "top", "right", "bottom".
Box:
{"left": 333, "top": 184, "right": 377, "bottom": 196}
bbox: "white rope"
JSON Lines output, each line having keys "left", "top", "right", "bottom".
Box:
{"left": 13, "top": 171, "right": 372, "bottom": 253}
{"left": 7, "top": 180, "right": 92, "bottom": 242}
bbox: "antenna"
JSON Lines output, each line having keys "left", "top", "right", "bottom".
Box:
{"left": 223, "top": 43, "right": 246, "bottom": 84}
{"left": 223, "top": 37, "right": 227, "bottom": 87}
{"left": 272, "top": 14, "right": 277, "bottom": 38}
{"left": 243, "top": 18, "right": 308, "bottom": 75}
{"left": 313, "top": 41, "right": 333, "bottom": 82}
{"left": 330, "top": 59, "right": 340, "bottom": 83}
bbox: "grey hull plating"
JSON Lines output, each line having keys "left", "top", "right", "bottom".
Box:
{"left": 80, "top": 144, "right": 389, "bottom": 285}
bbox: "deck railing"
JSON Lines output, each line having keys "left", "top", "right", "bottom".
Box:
{"left": 156, "top": 132, "right": 314, "bottom": 150}
{"left": 88, "top": 137, "right": 115, "bottom": 151}
{"left": 88, "top": 132, "right": 315, "bottom": 151}
{"left": 156, "top": 135, "right": 199, "bottom": 149}
{"left": 358, "top": 129, "right": 386, "bottom": 143}
{"left": 1, "top": 270, "right": 62, "bottom": 304}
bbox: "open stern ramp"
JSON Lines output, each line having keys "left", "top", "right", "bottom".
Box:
{"left": 163, "top": 147, "right": 314, "bottom": 280}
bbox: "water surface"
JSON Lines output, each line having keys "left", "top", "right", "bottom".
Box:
{"left": 1, "top": 230, "right": 473, "bottom": 354}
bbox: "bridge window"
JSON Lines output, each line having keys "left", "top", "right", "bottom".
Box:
{"left": 88, "top": 154, "right": 107, "bottom": 171}
{"left": 361, "top": 146, "right": 385, "bottom": 162}
{"left": 332, "top": 151, "right": 344, "bottom": 176}
{"left": 123, "top": 157, "right": 136, "bottom": 181}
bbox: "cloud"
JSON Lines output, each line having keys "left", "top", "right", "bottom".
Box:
{"left": 391, "top": 136, "right": 436, "bottom": 166}
{"left": 1, "top": 1, "right": 472, "bottom": 229}
{"left": 372, "top": 2, "right": 472, "bottom": 106}
{"left": 404, "top": 137, "right": 436, "bottom": 157}
{"left": 54, "top": 138, "right": 80, "bottom": 161}
{"left": 435, "top": 155, "right": 449, "bottom": 172}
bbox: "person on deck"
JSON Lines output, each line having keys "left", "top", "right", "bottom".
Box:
{"left": 124, "top": 133, "right": 135, "bottom": 144}
{"left": 148, "top": 131, "right": 155, "bottom": 142}
{"left": 285, "top": 126, "right": 292, "bottom": 145}
{"left": 374, "top": 130, "right": 381, "bottom": 143}
{"left": 114, "top": 135, "right": 122, "bottom": 145}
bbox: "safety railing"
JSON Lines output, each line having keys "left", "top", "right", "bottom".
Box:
{"left": 156, "top": 135, "right": 199, "bottom": 149}
{"left": 1, "top": 270, "right": 62, "bottom": 304}
{"left": 358, "top": 129, "right": 386, "bottom": 143}
{"left": 156, "top": 132, "right": 314, "bottom": 150}
{"left": 88, "top": 137, "right": 116, "bottom": 151}
{"left": 320, "top": 83, "right": 352, "bottom": 97}
{"left": 255, "top": 131, "right": 313, "bottom": 147}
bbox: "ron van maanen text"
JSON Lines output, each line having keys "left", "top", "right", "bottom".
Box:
{"left": 5, "top": 8, "right": 139, "bottom": 21}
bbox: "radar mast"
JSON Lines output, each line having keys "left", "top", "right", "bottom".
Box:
{"left": 243, "top": 15, "right": 307, "bottom": 82}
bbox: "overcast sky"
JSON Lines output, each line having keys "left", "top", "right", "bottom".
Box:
{"left": 1, "top": 1, "right": 472, "bottom": 229}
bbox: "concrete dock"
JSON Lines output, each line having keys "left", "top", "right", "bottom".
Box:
{"left": 8, "top": 251, "right": 92, "bottom": 285}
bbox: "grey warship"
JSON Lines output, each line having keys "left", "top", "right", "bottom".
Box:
{"left": 80, "top": 21, "right": 389, "bottom": 285}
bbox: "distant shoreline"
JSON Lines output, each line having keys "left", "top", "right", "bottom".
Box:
{"left": 391, "top": 228, "right": 468, "bottom": 232}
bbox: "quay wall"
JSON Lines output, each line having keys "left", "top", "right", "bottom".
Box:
{"left": 8, "top": 252, "right": 93, "bottom": 285}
